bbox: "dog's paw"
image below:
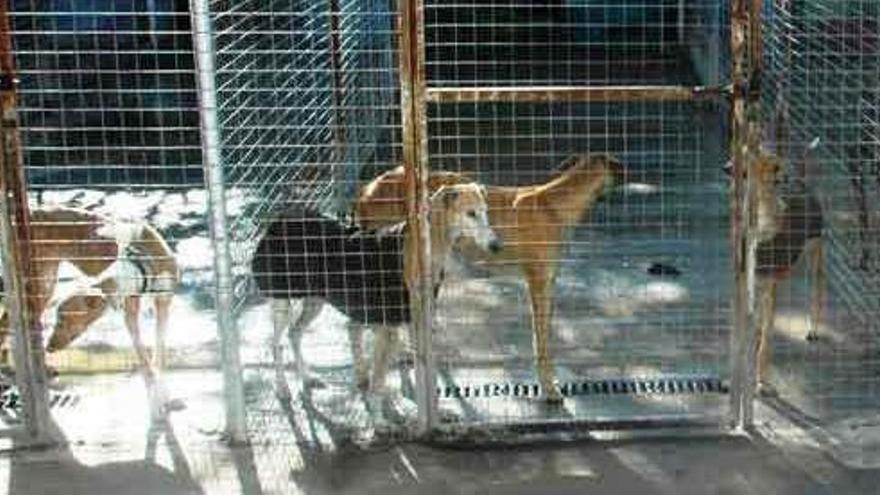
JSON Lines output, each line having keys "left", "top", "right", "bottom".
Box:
{"left": 356, "top": 377, "right": 370, "bottom": 392}
{"left": 756, "top": 382, "right": 778, "bottom": 398}
{"left": 302, "top": 375, "right": 327, "bottom": 390}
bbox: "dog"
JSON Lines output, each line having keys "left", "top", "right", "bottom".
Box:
{"left": 724, "top": 140, "right": 824, "bottom": 393}
{"left": 355, "top": 154, "right": 624, "bottom": 404}
{"left": 252, "top": 183, "right": 501, "bottom": 413}
{"left": 0, "top": 207, "right": 179, "bottom": 415}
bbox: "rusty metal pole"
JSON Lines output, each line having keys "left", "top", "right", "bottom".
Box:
{"left": 398, "top": 0, "right": 435, "bottom": 436}
{"left": 0, "top": 0, "right": 53, "bottom": 444}
{"left": 729, "top": 0, "right": 762, "bottom": 430}
{"left": 742, "top": 0, "right": 764, "bottom": 430}
{"left": 729, "top": 0, "right": 750, "bottom": 430}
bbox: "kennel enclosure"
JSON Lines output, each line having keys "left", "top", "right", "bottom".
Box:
{"left": 0, "top": 0, "right": 876, "bottom": 469}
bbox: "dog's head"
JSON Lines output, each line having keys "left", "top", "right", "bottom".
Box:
{"left": 431, "top": 183, "right": 502, "bottom": 254}
{"left": 47, "top": 290, "right": 111, "bottom": 353}
{"left": 722, "top": 152, "right": 782, "bottom": 186}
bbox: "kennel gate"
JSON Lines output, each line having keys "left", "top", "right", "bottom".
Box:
{"left": 416, "top": 0, "right": 741, "bottom": 439}
{"left": 189, "top": 0, "right": 748, "bottom": 446}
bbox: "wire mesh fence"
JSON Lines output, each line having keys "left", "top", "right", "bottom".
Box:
{"left": 10, "top": 0, "right": 201, "bottom": 189}
{"left": 757, "top": 0, "right": 880, "bottom": 443}
{"left": 5, "top": 0, "right": 214, "bottom": 386}
{"left": 414, "top": 1, "right": 733, "bottom": 433}
{"left": 203, "top": 0, "right": 407, "bottom": 448}
{"left": 0, "top": 0, "right": 877, "bottom": 471}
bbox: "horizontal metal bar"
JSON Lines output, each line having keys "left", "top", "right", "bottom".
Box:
{"left": 426, "top": 84, "right": 730, "bottom": 104}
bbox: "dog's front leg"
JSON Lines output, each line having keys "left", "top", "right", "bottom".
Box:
{"left": 125, "top": 296, "right": 165, "bottom": 417}
{"left": 153, "top": 295, "right": 171, "bottom": 372}
{"left": 366, "top": 325, "right": 399, "bottom": 426}
{"left": 370, "top": 325, "right": 397, "bottom": 397}
{"left": 289, "top": 298, "right": 325, "bottom": 389}
{"left": 271, "top": 298, "right": 293, "bottom": 401}
{"left": 806, "top": 239, "right": 824, "bottom": 342}
{"left": 526, "top": 265, "right": 563, "bottom": 404}
{"left": 755, "top": 278, "right": 778, "bottom": 394}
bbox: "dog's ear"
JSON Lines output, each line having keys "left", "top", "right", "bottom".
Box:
{"left": 431, "top": 185, "right": 459, "bottom": 208}
{"left": 722, "top": 160, "right": 734, "bottom": 177}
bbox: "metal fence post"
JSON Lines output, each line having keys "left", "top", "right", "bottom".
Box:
{"left": 0, "top": 0, "right": 53, "bottom": 446}
{"left": 729, "top": 0, "right": 752, "bottom": 430}
{"left": 729, "top": 0, "right": 764, "bottom": 431}
{"left": 398, "top": 0, "right": 436, "bottom": 436}
{"left": 190, "top": 0, "right": 247, "bottom": 444}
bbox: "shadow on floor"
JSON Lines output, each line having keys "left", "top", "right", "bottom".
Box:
{"left": 285, "top": 433, "right": 880, "bottom": 495}
{"left": 6, "top": 413, "right": 204, "bottom": 495}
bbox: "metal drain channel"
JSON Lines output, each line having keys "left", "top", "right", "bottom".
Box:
{"left": 0, "top": 387, "right": 80, "bottom": 412}
{"left": 437, "top": 376, "right": 727, "bottom": 400}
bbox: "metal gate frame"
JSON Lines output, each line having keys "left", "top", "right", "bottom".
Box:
{"left": 0, "top": 0, "right": 54, "bottom": 447}
{"left": 398, "top": 0, "right": 764, "bottom": 438}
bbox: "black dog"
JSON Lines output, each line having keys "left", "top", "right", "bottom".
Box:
{"left": 252, "top": 210, "right": 411, "bottom": 325}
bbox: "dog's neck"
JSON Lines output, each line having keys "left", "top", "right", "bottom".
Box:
{"left": 541, "top": 164, "right": 613, "bottom": 225}
{"left": 428, "top": 211, "right": 454, "bottom": 280}
{"left": 402, "top": 207, "right": 457, "bottom": 294}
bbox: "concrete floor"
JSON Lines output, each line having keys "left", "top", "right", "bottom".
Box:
{"left": 1, "top": 369, "right": 879, "bottom": 495}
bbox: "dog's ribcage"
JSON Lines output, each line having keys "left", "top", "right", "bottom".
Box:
{"left": 252, "top": 211, "right": 410, "bottom": 325}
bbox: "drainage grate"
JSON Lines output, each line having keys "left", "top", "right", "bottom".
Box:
{"left": 0, "top": 384, "right": 81, "bottom": 422}
{"left": 437, "top": 376, "right": 727, "bottom": 400}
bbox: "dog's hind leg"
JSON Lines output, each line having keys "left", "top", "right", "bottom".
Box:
{"left": 805, "top": 239, "right": 824, "bottom": 342}
{"left": 287, "top": 297, "right": 325, "bottom": 389}
{"left": 151, "top": 294, "right": 183, "bottom": 413}
{"left": 526, "top": 265, "right": 563, "bottom": 405}
{"left": 755, "top": 278, "right": 778, "bottom": 394}
{"left": 271, "top": 298, "right": 294, "bottom": 401}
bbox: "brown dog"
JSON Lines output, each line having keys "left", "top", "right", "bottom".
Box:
{"left": 0, "top": 207, "right": 179, "bottom": 414}
{"left": 726, "top": 145, "right": 824, "bottom": 393}
{"left": 355, "top": 154, "right": 623, "bottom": 403}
